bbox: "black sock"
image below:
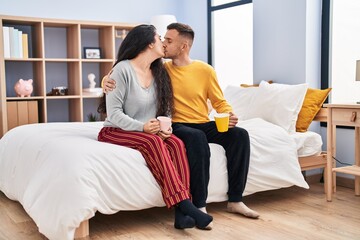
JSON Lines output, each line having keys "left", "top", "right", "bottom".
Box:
{"left": 178, "top": 199, "right": 213, "bottom": 229}
{"left": 174, "top": 207, "right": 195, "bottom": 229}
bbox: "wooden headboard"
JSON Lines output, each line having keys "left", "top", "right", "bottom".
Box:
{"left": 313, "top": 108, "right": 328, "bottom": 122}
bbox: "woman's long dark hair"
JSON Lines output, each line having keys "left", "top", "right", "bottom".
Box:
{"left": 97, "top": 24, "right": 174, "bottom": 117}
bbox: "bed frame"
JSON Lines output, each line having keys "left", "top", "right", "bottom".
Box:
{"left": 74, "top": 108, "right": 332, "bottom": 239}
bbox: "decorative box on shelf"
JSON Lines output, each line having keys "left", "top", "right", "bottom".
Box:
{"left": 7, "top": 100, "right": 38, "bottom": 130}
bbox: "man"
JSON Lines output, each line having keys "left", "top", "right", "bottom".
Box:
{"left": 162, "top": 23, "right": 259, "bottom": 219}
{"left": 102, "top": 22, "right": 259, "bottom": 228}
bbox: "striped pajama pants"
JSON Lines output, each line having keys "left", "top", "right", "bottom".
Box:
{"left": 98, "top": 127, "right": 191, "bottom": 208}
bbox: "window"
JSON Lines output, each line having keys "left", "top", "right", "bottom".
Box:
{"left": 208, "top": 0, "right": 253, "bottom": 89}
{"left": 328, "top": 0, "right": 360, "bottom": 103}
{"left": 212, "top": 0, "right": 241, "bottom": 6}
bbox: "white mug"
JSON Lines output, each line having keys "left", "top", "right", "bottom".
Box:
{"left": 157, "top": 116, "right": 172, "bottom": 132}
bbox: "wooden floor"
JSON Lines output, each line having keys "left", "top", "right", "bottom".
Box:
{"left": 0, "top": 183, "right": 359, "bottom": 240}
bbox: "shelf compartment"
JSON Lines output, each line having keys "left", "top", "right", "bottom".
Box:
{"left": 44, "top": 24, "right": 80, "bottom": 59}
{"left": 5, "top": 61, "right": 45, "bottom": 97}
{"left": 81, "top": 62, "right": 113, "bottom": 91}
{"left": 45, "top": 61, "right": 81, "bottom": 96}
{"left": 46, "top": 98, "right": 82, "bottom": 122}
{"left": 81, "top": 26, "right": 114, "bottom": 59}
{"left": 114, "top": 27, "right": 132, "bottom": 55}
{"left": 2, "top": 20, "right": 43, "bottom": 59}
{"left": 83, "top": 98, "right": 102, "bottom": 122}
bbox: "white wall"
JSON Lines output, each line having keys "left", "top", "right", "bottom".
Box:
{"left": 181, "top": 0, "right": 208, "bottom": 62}
{"left": 305, "top": 0, "right": 322, "bottom": 89}
{"left": 0, "top": 0, "right": 178, "bottom": 23}
{"left": 253, "top": 0, "right": 322, "bottom": 132}
{"left": 0, "top": 0, "right": 208, "bottom": 61}
{"left": 253, "top": 0, "right": 355, "bottom": 177}
{"left": 253, "top": 0, "right": 321, "bottom": 88}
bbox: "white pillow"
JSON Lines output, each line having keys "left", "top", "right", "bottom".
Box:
{"left": 245, "top": 81, "right": 308, "bottom": 133}
{"left": 223, "top": 85, "right": 259, "bottom": 121}
{"left": 223, "top": 82, "right": 308, "bottom": 133}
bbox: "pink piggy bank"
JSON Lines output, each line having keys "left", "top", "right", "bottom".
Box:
{"left": 14, "top": 79, "right": 33, "bottom": 97}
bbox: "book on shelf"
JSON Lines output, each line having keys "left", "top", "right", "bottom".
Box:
{"left": 13, "top": 29, "right": 20, "bottom": 58}
{"left": 22, "top": 33, "right": 28, "bottom": 58}
{"left": 17, "top": 30, "right": 23, "bottom": 58}
{"left": 8, "top": 26, "right": 15, "bottom": 58}
{"left": 2, "top": 26, "right": 10, "bottom": 58}
{"left": 2, "top": 26, "right": 29, "bottom": 59}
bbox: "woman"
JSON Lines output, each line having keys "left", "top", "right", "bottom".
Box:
{"left": 97, "top": 25, "right": 213, "bottom": 230}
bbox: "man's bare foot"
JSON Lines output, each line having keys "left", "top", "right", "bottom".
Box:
{"left": 227, "top": 202, "right": 260, "bottom": 219}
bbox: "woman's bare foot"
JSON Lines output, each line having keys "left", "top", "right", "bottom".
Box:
{"left": 227, "top": 202, "right": 260, "bottom": 219}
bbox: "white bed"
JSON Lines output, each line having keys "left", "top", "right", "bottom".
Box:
{"left": 291, "top": 131, "right": 322, "bottom": 157}
{"left": 0, "top": 82, "right": 329, "bottom": 240}
{"left": 0, "top": 119, "right": 312, "bottom": 240}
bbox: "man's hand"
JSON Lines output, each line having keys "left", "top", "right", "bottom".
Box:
{"left": 102, "top": 70, "right": 116, "bottom": 94}
{"left": 229, "top": 112, "right": 238, "bottom": 128}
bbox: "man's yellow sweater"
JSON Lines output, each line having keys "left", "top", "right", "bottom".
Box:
{"left": 164, "top": 60, "right": 232, "bottom": 123}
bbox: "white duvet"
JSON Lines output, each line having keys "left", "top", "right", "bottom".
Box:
{"left": 0, "top": 119, "right": 308, "bottom": 240}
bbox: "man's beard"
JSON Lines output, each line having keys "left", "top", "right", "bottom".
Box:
{"left": 164, "top": 52, "right": 171, "bottom": 59}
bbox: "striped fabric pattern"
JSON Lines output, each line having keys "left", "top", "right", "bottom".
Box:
{"left": 98, "top": 127, "right": 190, "bottom": 208}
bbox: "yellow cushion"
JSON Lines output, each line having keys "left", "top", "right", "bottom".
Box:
{"left": 296, "top": 88, "right": 332, "bottom": 132}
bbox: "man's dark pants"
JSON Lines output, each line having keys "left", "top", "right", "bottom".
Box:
{"left": 172, "top": 121, "right": 250, "bottom": 208}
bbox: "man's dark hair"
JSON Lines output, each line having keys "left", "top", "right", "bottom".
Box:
{"left": 167, "top": 23, "right": 195, "bottom": 41}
